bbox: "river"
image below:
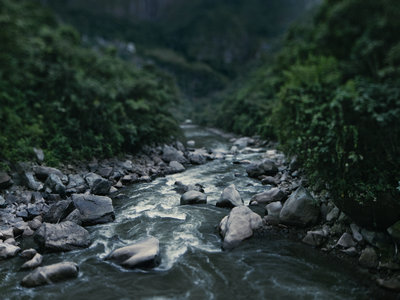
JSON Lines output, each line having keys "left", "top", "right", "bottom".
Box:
{"left": 0, "top": 125, "right": 382, "bottom": 299}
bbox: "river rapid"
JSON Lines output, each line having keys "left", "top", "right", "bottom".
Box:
{"left": 1, "top": 125, "right": 381, "bottom": 300}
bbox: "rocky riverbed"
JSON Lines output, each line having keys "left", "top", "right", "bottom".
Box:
{"left": 0, "top": 124, "right": 399, "bottom": 299}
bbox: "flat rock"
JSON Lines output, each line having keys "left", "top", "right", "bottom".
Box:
{"left": 21, "top": 253, "right": 43, "bottom": 270}
{"left": 279, "top": 186, "right": 320, "bottom": 227}
{"left": 219, "top": 206, "right": 262, "bottom": 250}
{"left": 216, "top": 184, "right": 243, "bottom": 208}
{"left": 106, "top": 237, "right": 160, "bottom": 269}
{"left": 180, "top": 191, "right": 207, "bottom": 205}
{"left": 21, "top": 262, "right": 79, "bottom": 287}
{"left": 91, "top": 178, "right": 112, "bottom": 195}
{"left": 72, "top": 194, "right": 115, "bottom": 225}
{"left": 250, "top": 188, "right": 286, "bottom": 205}
{"left": 34, "top": 221, "right": 91, "bottom": 252}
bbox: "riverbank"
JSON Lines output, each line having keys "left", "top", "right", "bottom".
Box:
{"left": 0, "top": 125, "right": 398, "bottom": 298}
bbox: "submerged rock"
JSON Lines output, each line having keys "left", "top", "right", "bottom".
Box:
{"left": 72, "top": 194, "right": 115, "bottom": 226}
{"left": 180, "top": 191, "right": 207, "bottom": 205}
{"left": 279, "top": 186, "right": 320, "bottom": 227}
{"left": 21, "top": 262, "right": 79, "bottom": 287}
{"left": 216, "top": 184, "right": 243, "bottom": 208}
{"left": 106, "top": 237, "right": 160, "bottom": 269}
{"left": 34, "top": 221, "right": 91, "bottom": 251}
{"left": 246, "top": 159, "right": 278, "bottom": 178}
{"left": 219, "top": 206, "right": 262, "bottom": 250}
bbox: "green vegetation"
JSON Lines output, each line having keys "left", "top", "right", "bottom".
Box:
{"left": 0, "top": 0, "right": 180, "bottom": 165}
{"left": 204, "top": 0, "right": 400, "bottom": 229}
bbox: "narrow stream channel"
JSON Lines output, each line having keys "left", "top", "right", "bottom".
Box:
{"left": 1, "top": 125, "right": 380, "bottom": 299}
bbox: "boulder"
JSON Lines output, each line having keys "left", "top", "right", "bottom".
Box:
{"left": 72, "top": 194, "right": 115, "bottom": 225}
{"left": 174, "top": 181, "right": 204, "bottom": 195}
{"left": 21, "top": 172, "right": 43, "bottom": 191}
{"left": 169, "top": 161, "right": 185, "bottom": 173}
{"left": 387, "top": 221, "right": 400, "bottom": 243}
{"left": 34, "top": 166, "right": 67, "bottom": 183}
{"left": 45, "top": 174, "right": 66, "bottom": 195}
{"left": 20, "top": 248, "right": 37, "bottom": 260}
{"left": 43, "top": 200, "right": 75, "bottom": 223}
{"left": 97, "top": 166, "right": 113, "bottom": 178}
{"left": 0, "top": 242, "right": 21, "bottom": 259}
{"left": 250, "top": 188, "right": 286, "bottom": 205}
{"left": 0, "top": 172, "right": 12, "bottom": 189}
{"left": 279, "top": 186, "right": 320, "bottom": 227}
{"left": 84, "top": 172, "right": 102, "bottom": 188}
{"left": 34, "top": 221, "right": 91, "bottom": 251}
{"left": 64, "top": 209, "right": 82, "bottom": 225}
{"left": 326, "top": 206, "right": 340, "bottom": 222}
{"left": 106, "top": 236, "right": 160, "bottom": 269}
{"left": 216, "top": 184, "right": 243, "bottom": 208}
{"left": 188, "top": 151, "right": 207, "bottom": 165}
{"left": 219, "top": 206, "right": 263, "bottom": 250}
{"left": 361, "top": 228, "right": 392, "bottom": 249}
{"left": 33, "top": 148, "right": 44, "bottom": 162}
{"left": 233, "top": 137, "right": 254, "bottom": 149}
{"left": 162, "top": 145, "right": 187, "bottom": 164}
{"left": 187, "top": 140, "right": 195, "bottom": 147}
{"left": 66, "top": 174, "right": 87, "bottom": 194}
{"left": 261, "top": 176, "right": 279, "bottom": 186}
{"left": 180, "top": 191, "right": 207, "bottom": 205}
{"left": 21, "top": 253, "right": 43, "bottom": 270}
{"left": 0, "top": 196, "right": 6, "bottom": 208}
{"left": 91, "top": 178, "right": 112, "bottom": 195}
{"left": 246, "top": 159, "right": 278, "bottom": 178}
{"left": 359, "top": 247, "right": 378, "bottom": 269}
{"left": 336, "top": 233, "right": 357, "bottom": 248}
{"left": 302, "top": 230, "right": 327, "bottom": 247}
{"left": 21, "top": 262, "right": 79, "bottom": 287}
{"left": 377, "top": 277, "right": 400, "bottom": 292}
{"left": 28, "top": 217, "right": 42, "bottom": 230}
{"left": 265, "top": 201, "right": 283, "bottom": 225}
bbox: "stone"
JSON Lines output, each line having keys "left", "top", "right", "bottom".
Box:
{"left": 359, "top": 247, "right": 378, "bottom": 269}
{"left": 21, "top": 253, "right": 43, "bottom": 270}
{"left": 216, "top": 184, "right": 243, "bottom": 208}
{"left": 233, "top": 137, "right": 254, "bottom": 149}
{"left": 66, "top": 174, "right": 87, "bottom": 194}
{"left": 22, "top": 172, "right": 43, "bottom": 191}
{"left": 246, "top": 159, "right": 278, "bottom": 178}
{"left": 326, "top": 206, "right": 340, "bottom": 222}
{"left": 341, "top": 247, "right": 358, "bottom": 257}
{"left": 169, "top": 161, "right": 185, "bottom": 173}
{"left": 0, "top": 227, "right": 14, "bottom": 240}
{"left": 43, "top": 200, "right": 75, "bottom": 223}
{"left": 0, "top": 196, "right": 6, "bottom": 208}
{"left": 0, "top": 172, "right": 12, "bottom": 189}
{"left": 377, "top": 277, "right": 400, "bottom": 292}
{"left": 106, "top": 237, "right": 160, "bottom": 269}
{"left": 180, "top": 191, "right": 207, "bottom": 205}
{"left": 4, "top": 238, "right": 16, "bottom": 245}
{"left": 0, "top": 242, "right": 20, "bottom": 259}
{"left": 121, "top": 174, "right": 139, "bottom": 184}
{"left": 84, "top": 172, "right": 102, "bottom": 188}
{"left": 279, "top": 186, "right": 320, "bottom": 227}
{"left": 20, "top": 248, "right": 37, "bottom": 260}
{"left": 162, "top": 145, "right": 187, "bottom": 164}
{"left": 265, "top": 202, "right": 283, "bottom": 225}
{"left": 21, "top": 262, "right": 79, "bottom": 287}
{"left": 109, "top": 186, "right": 118, "bottom": 194}
{"left": 387, "top": 221, "right": 400, "bottom": 243}
{"left": 174, "top": 181, "right": 204, "bottom": 195}
{"left": 34, "top": 221, "right": 91, "bottom": 251}
{"left": 188, "top": 151, "right": 207, "bottom": 165}
{"left": 91, "top": 178, "right": 112, "bottom": 195}
{"left": 350, "top": 223, "right": 363, "bottom": 243}
{"left": 219, "top": 206, "right": 263, "bottom": 250}
{"left": 34, "top": 166, "right": 67, "bottom": 183}
{"left": 28, "top": 217, "right": 42, "bottom": 230}
{"left": 250, "top": 188, "right": 286, "bottom": 205}
{"left": 64, "top": 209, "right": 82, "bottom": 225}
{"left": 97, "top": 166, "right": 113, "bottom": 178}
{"left": 187, "top": 140, "right": 195, "bottom": 147}
{"left": 23, "top": 227, "right": 35, "bottom": 237}
{"left": 302, "top": 230, "right": 327, "bottom": 247}
{"left": 361, "top": 229, "right": 392, "bottom": 249}
{"left": 336, "top": 233, "right": 357, "bottom": 248}
{"left": 261, "top": 176, "right": 279, "bottom": 186}
{"left": 33, "top": 148, "right": 44, "bottom": 162}
{"left": 45, "top": 174, "right": 66, "bottom": 195}
{"left": 72, "top": 194, "right": 115, "bottom": 226}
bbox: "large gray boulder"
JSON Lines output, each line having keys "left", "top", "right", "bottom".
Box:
{"left": 0, "top": 242, "right": 21, "bottom": 259}
{"left": 84, "top": 173, "right": 111, "bottom": 195}
{"left": 21, "top": 262, "right": 79, "bottom": 287}
{"left": 279, "top": 186, "right": 320, "bottom": 227}
{"left": 106, "top": 237, "right": 160, "bottom": 269}
{"left": 162, "top": 145, "right": 188, "bottom": 164}
{"left": 216, "top": 184, "right": 243, "bottom": 208}
{"left": 21, "top": 172, "right": 43, "bottom": 191}
{"left": 34, "top": 166, "right": 67, "bottom": 183}
{"left": 246, "top": 159, "right": 278, "bottom": 178}
{"left": 45, "top": 174, "right": 66, "bottom": 195}
{"left": 43, "top": 200, "right": 75, "bottom": 224}
{"left": 66, "top": 174, "right": 87, "bottom": 194}
{"left": 219, "top": 206, "right": 263, "bottom": 250}
{"left": 168, "top": 161, "right": 185, "bottom": 173}
{"left": 250, "top": 188, "right": 286, "bottom": 205}
{"left": 188, "top": 151, "right": 207, "bottom": 165}
{"left": 34, "top": 221, "right": 91, "bottom": 251}
{"left": 180, "top": 191, "right": 207, "bottom": 205}
{"left": 72, "top": 194, "right": 115, "bottom": 226}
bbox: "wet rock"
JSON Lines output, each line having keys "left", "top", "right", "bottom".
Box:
{"left": 66, "top": 174, "right": 87, "bottom": 194}
{"left": 326, "top": 206, "right": 340, "bottom": 222}
{"left": 279, "top": 186, "right": 320, "bottom": 227}
{"left": 169, "top": 161, "right": 185, "bottom": 173}
{"left": 22, "top": 172, "right": 43, "bottom": 191}
{"left": 91, "top": 177, "right": 112, "bottom": 195}
{"left": 34, "top": 221, "right": 91, "bottom": 251}
{"left": 261, "top": 176, "right": 279, "bottom": 186}
{"left": 0, "top": 242, "right": 20, "bottom": 259}
{"left": 377, "top": 277, "right": 400, "bottom": 292}
{"left": 350, "top": 223, "right": 363, "bottom": 243}
{"left": 174, "top": 181, "right": 204, "bottom": 195}
{"left": 121, "top": 174, "right": 139, "bottom": 184}
{"left": 162, "top": 145, "right": 187, "bottom": 164}
{"left": 21, "top": 262, "right": 79, "bottom": 287}
{"left": 336, "top": 233, "right": 357, "bottom": 248}
{"left": 246, "top": 159, "right": 278, "bottom": 178}
{"left": 43, "top": 200, "right": 75, "bottom": 223}
{"left": 34, "top": 166, "right": 67, "bottom": 184}
{"left": 180, "top": 191, "right": 207, "bottom": 205}
{"left": 72, "top": 194, "right": 115, "bottom": 226}
{"left": 219, "top": 206, "right": 262, "bottom": 250}
{"left": 302, "top": 230, "right": 327, "bottom": 247}
{"left": 64, "top": 209, "right": 82, "bottom": 226}
{"left": 21, "top": 253, "right": 43, "bottom": 270}
{"left": 216, "top": 184, "right": 243, "bottom": 208}
{"left": 265, "top": 202, "right": 282, "bottom": 225}
{"left": 250, "top": 188, "right": 286, "bottom": 205}
{"left": 0, "top": 172, "right": 12, "bottom": 189}
{"left": 359, "top": 247, "right": 378, "bottom": 269}
{"left": 45, "top": 174, "right": 66, "bottom": 195}
{"left": 20, "top": 248, "right": 37, "bottom": 260}
{"left": 188, "top": 151, "right": 207, "bottom": 165}
{"left": 106, "top": 236, "right": 160, "bottom": 269}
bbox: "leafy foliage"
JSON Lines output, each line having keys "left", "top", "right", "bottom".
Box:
{"left": 0, "top": 0, "right": 180, "bottom": 165}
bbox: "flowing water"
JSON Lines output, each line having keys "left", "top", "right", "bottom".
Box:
{"left": 0, "top": 125, "right": 386, "bottom": 300}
